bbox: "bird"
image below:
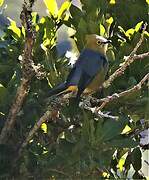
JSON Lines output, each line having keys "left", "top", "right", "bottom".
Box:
{"left": 48, "top": 34, "right": 111, "bottom": 100}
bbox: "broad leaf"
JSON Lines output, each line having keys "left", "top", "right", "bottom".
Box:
{"left": 131, "top": 147, "right": 142, "bottom": 171}
{"left": 7, "top": 18, "right": 21, "bottom": 38}
{"left": 58, "top": 1, "right": 71, "bottom": 20}
{"left": 43, "top": 0, "right": 58, "bottom": 17}
{"left": 0, "top": 0, "right": 4, "bottom": 7}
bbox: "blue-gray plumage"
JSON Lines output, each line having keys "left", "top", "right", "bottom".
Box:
{"left": 48, "top": 34, "right": 111, "bottom": 99}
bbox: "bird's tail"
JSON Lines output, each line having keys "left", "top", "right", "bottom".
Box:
{"left": 47, "top": 83, "right": 68, "bottom": 97}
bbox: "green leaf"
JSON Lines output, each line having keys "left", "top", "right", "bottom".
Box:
{"left": 100, "top": 24, "right": 105, "bottom": 36}
{"left": 146, "top": 0, "right": 149, "bottom": 5}
{"left": 78, "top": 18, "right": 87, "bottom": 34}
{"left": 135, "top": 21, "right": 143, "bottom": 32}
{"left": 58, "top": 1, "right": 71, "bottom": 20}
{"left": 133, "top": 171, "right": 144, "bottom": 179}
{"left": 117, "top": 154, "right": 126, "bottom": 172}
{"left": 0, "top": 0, "right": 4, "bottom": 6}
{"left": 43, "top": 0, "right": 58, "bottom": 17}
{"left": 121, "top": 125, "right": 131, "bottom": 134}
{"left": 31, "top": 12, "right": 39, "bottom": 25}
{"left": 124, "top": 153, "right": 131, "bottom": 171}
{"left": 131, "top": 147, "right": 142, "bottom": 171}
{"left": 106, "top": 136, "right": 138, "bottom": 148}
{"left": 106, "top": 17, "right": 114, "bottom": 25}
{"left": 109, "top": 0, "right": 116, "bottom": 5}
{"left": 125, "top": 28, "right": 135, "bottom": 38}
{"left": 107, "top": 49, "right": 115, "bottom": 61}
{"left": 70, "top": 4, "right": 83, "bottom": 23}
{"left": 7, "top": 18, "right": 21, "bottom": 38}
{"left": 96, "top": 117, "right": 128, "bottom": 142}
{"left": 41, "top": 123, "right": 48, "bottom": 133}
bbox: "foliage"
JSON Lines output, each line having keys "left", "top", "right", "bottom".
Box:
{"left": 0, "top": 0, "right": 148, "bottom": 179}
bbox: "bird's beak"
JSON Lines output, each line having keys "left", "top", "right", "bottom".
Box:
{"left": 105, "top": 40, "right": 112, "bottom": 44}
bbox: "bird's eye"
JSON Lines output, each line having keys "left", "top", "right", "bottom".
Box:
{"left": 97, "top": 40, "right": 101, "bottom": 45}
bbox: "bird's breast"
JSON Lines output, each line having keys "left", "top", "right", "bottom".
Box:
{"left": 83, "top": 67, "right": 107, "bottom": 95}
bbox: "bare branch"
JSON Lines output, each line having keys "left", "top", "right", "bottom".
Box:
{"left": 79, "top": 102, "right": 118, "bottom": 119}
{"left": 47, "top": 168, "right": 70, "bottom": 177}
{"left": 19, "top": 109, "right": 52, "bottom": 153}
{"left": 129, "top": 26, "right": 146, "bottom": 57}
{"left": 103, "top": 24, "right": 148, "bottom": 89}
{"left": 0, "top": 1, "right": 35, "bottom": 144}
{"left": 15, "top": 97, "right": 68, "bottom": 161}
{"left": 103, "top": 51, "right": 149, "bottom": 88}
{"left": 96, "top": 73, "right": 148, "bottom": 111}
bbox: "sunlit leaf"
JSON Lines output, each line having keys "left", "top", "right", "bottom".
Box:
{"left": 100, "top": 24, "right": 105, "bottom": 36}
{"left": 31, "top": 12, "right": 38, "bottom": 25}
{"left": 135, "top": 21, "right": 143, "bottom": 32}
{"left": 63, "top": 13, "right": 69, "bottom": 21}
{"left": 102, "top": 171, "right": 110, "bottom": 178}
{"left": 40, "top": 17, "right": 46, "bottom": 24}
{"left": 121, "top": 125, "right": 131, "bottom": 134}
{"left": 144, "top": 31, "right": 149, "bottom": 37}
{"left": 117, "top": 154, "right": 126, "bottom": 171}
{"left": 125, "top": 28, "right": 135, "bottom": 38}
{"left": 41, "top": 123, "right": 47, "bottom": 133}
{"left": 43, "top": 0, "right": 58, "bottom": 17}
{"left": 7, "top": 18, "right": 21, "bottom": 38}
{"left": 146, "top": 0, "right": 149, "bottom": 5}
{"left": 58, "top": 1, "right": 71, "bottom": 20}
{"left": 43, "top": 38, "right": 51, "bottom": 47}
{"left": 109, "top": 0, "right": 116, "bottom": 5}
{"left": 0, "top": 0, "right": 4, "bottom": 6}
{"left": 106, "top": 17, "right": 114, "bottom": 24}
{"left": 35, "top": 25, "right": 39, "bottom": 32}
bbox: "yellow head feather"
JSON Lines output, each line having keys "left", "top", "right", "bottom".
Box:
{"left": 85, "top": 34, "right": 111, "bottom": 55}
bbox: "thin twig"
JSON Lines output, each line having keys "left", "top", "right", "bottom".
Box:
{"left": 18, "top": 110, "right": 52, "bottom": 155}
{"left": 103, "top": 24, "right": 148, "bottom": 88}
{"left": 144, "top": 160, "right": 149, "bottom": 166}
{"left": 129, "top": 32, "right": 145, "bottom": 57}
{"left": 79, "top": 102, "right": 118, "bottom": 120}
{"left": 96, "top": 73, "right": 148, "bottom": 112}
{"left": 48, "top": 168, "right": 70, "bottom": 177}
{"left": 15, "top": 97, "right": 68, "bottom": 162}
{"left": 103, "top": 51, "right": 149, "bottom": 88}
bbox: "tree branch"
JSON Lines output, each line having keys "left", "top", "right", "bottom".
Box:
{"left": 80, "top": 73, "right": 148, "bottom": 118}
{"left": 17, "top": 66, "right": 149, "bottom": 156}
{"left": 14, "top": 97, "right": 68, "bottom": 162}
{"left": 96, "top": 73, "right": 148, "bottom": 111}
{"left": 103, "top": 52, "right": 149, "bottom": 89}
{"left": 0, "top": 1, "right": 35, "bottom": 144}
{"left": 103, "top": 24, "right": 148, "bottom": 88}
{"left": 18, "top": 110, "right": 53, "bottom": 154}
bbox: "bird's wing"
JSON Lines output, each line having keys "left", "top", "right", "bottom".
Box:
{"left": 67, "top": 49, "right": 107, "bottom": 97}
{"left": 47, "top": 82, "right": 67, "bottom": 97}
{"left": 47, "top": 49, "right": 107, "bottom": 97}
{"left": 47, "top": 61, "right": 83, "bottom": 97}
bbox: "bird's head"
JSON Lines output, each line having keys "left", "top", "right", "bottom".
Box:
{"left": 85, "top": 34, "right": 111, "bottom": 55}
